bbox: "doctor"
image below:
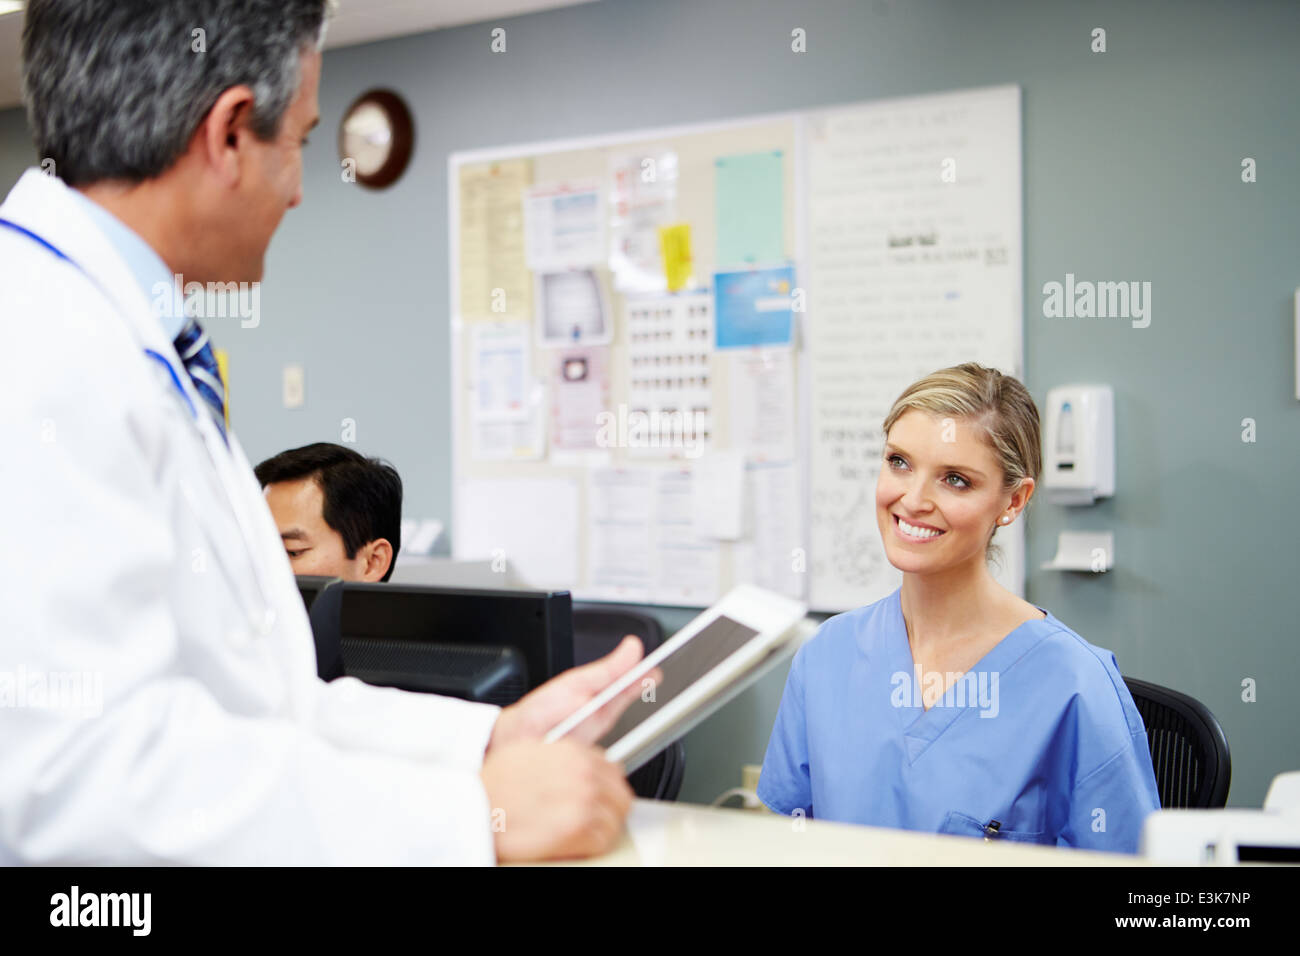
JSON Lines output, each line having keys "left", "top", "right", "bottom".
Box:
{"left": 0, "top": 0, "right": 643, "bottom": 865}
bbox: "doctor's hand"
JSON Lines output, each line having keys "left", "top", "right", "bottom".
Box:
{"left": 487, "top": 635, "right": 658, "bottom": 751}
{"left": 480, "top": 737, "right": 633, "bottom": 862}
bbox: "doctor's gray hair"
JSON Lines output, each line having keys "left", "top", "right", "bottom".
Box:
{"left": 21, "top": 0, "right": 335, "bottom": 187}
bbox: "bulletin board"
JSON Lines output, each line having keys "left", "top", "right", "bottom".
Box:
{"left": 449, "top": 84, "right": 1023, "bottom": 612}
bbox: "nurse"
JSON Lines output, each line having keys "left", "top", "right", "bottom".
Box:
{"left": 758, "top": 363, "right": 1161, "bottom": 853}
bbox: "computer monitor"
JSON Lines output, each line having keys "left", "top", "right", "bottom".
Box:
{"left": 305, "top": 580, "right": 573, "bottom": 707}
{"left": 296, "top": 575, "right": 340, "bottom": 611}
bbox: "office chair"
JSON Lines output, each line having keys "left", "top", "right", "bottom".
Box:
{"left": 305, "top": 577, "right": 347, "bottom": 681}
{"left": 1124, "top": 677, "right": 1231, "bottom": 809}
{"left": 572, "top": 604, "right": 686, "bottom": 802}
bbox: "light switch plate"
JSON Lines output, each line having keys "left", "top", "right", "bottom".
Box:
{"left": 282, "top": 364, "right": 305, "bottom": 409}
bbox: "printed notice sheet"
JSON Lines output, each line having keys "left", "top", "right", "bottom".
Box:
{"left": 524, "top": 181, "right": 605, "bottom": 271}
{"left": 609, "top": 147, "right": 678, "bottom": 294}
{"left": 458, "top": 478, "right": 579, "bottom": 589}
{"left": 586, "top": 466, "right": 722, "bottom": 605}
{"left": 459, "top": 159, "right": 532, "bottom": 319}
{"left": 732, "top": 460, "right": 805, "bottom": 601}
{"left": 470, "top": 321, "right": 545, "bottom": 460}
{"left": 624, "top": 291, "right": 714, "bottom": 458}
{"left": 550, "top": 345, "right": 611, "bottom": 457}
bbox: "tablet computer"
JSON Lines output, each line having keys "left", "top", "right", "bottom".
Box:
{"left": 546, "top": 585, "right": 809, "bottom": 771}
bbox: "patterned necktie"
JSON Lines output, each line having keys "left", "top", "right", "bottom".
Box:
{"left": 173, "top": 318, "right": 228, "bottom": 444}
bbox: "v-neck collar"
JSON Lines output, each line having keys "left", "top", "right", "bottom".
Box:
{"left": 878, "top": 588, "right": 1053, "bottom": 764}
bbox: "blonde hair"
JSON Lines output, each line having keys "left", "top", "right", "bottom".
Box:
{"left": 882, "top": 363, "right": 1041, "bottom": 554}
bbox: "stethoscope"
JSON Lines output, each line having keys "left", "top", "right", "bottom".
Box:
{"left": 0, "top": 217, "right": 198, "bottom": 417}
{"left": 0, "top": 215, "right": 281, "bottom": 638}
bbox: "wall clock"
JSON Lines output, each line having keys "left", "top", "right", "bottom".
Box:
{"left": 338, "top": 89, "right": 414, "bottom": 189}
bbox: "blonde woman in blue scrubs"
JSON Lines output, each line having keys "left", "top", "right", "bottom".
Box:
{"left": 758, "top": 363, "right": 1161, "bottom": 853}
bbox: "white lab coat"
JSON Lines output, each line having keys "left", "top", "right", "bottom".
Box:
{"left": 0, "top": 169, "right": 501, "bottom": 865}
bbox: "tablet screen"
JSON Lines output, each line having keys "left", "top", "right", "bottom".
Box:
{"left": 593, "top": 615, "right": 759, "bottom": 749}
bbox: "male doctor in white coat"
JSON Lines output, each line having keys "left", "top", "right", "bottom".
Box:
{"left": 0, "top": 0, "right": 646, "bottom": 864}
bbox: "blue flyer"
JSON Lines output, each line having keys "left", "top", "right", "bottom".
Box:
{"left": 713, "top": 265, "right": 796, "bottom": 349}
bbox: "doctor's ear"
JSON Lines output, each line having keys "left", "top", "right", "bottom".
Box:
{"left": 197, "top": 85, "right": 257, "bottom": 184}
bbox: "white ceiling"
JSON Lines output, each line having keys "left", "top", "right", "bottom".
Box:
{"left": 322, "top": 0, "right": 598, "bottom": 50}
{"left": 0, "top": 0, "right": 599, "bottom": 110}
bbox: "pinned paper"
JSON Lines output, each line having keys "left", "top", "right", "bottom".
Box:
{"left": 470, "top": 320, "right": 546, "bottom": 460}
{"left": 730, "top": 349, "right": 796, "bottom": 460}
{"left": 715, "top": 150, "right": 784, "bottom": 268}
{"left": 609, "top": 148, "right": 678, "bottom": 293}
{"left": 624, "top": 291, "right": 714, "bottom": 458}
{"left": 691, "top": 450, "right": 745, "bottom": 540}
{"left": 524, "top": 181, "right": 605, "bottom": 271}
{"left": 471, "top": 321, "right": 530, "bottom": 420}
{"left": 550, "top": 346, "right": 610, "bottom": 455}
{"left": 658, "top": 223, "right": 693, "bottom": 292}
{"left": 459, "top": 479, "right": 578, "bottom": 589}
{"left": 458, "top": 159, "right": 532, "bottom": 318}
{"left": 536, "top": 269, "right": 612, "bottom": 346}
{"left": 714, "top": 265, "right": 795, "bottom": 349}
{"left": 732, "top": 460, "right": 804, "bottom": 600}
{"left": 586, "top": 467, "right": 722, "bottom": 605}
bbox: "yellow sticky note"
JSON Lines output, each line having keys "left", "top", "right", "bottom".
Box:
{"left": 214, "top": 348, "right": 231, "bottom": 426}
{"left": 658, "top": 223, "right": 692, "bottom": 292}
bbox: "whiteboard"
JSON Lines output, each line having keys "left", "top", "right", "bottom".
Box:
{"left": 803, "top": 86, "right": 1024, "bottom": 610}
{"left": 448, "top": 84, "right": 1023, "bottom": 612}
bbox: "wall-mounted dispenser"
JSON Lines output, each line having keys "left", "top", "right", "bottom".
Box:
{"left": 1042, "top": 384, "right": 1114, "bottom": 506}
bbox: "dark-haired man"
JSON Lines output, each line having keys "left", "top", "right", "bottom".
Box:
{"left": 256, "top": 443, "right": 401, "bottom": 583}
{"left": 0, "top": 0, "right": 642, "bottom": 866}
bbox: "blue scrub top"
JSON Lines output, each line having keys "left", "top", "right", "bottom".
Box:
{"left": 757, "top": 588, "right": 1161, "bottom": 854}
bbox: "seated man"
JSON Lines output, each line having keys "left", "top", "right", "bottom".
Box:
{"left": 255, "top": 442, "right": 401, "bottom": 582}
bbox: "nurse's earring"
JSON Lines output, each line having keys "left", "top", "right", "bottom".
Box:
{"left": 999, "top": 514, "right": 1013, "bottom": 525}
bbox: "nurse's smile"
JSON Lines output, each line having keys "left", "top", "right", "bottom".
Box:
{"left": 893, "top": 514, "right": 946, "bottom": 542}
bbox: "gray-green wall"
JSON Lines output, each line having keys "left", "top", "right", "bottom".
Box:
{"left": 3, "top": 0, "right": 1296, "bottom": 811}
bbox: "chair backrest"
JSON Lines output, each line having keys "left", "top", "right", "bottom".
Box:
{"left": 306, "top": 578, "right": 346, "bottom": 681}
{"left": 572, "top": 606, "right": 665, "bottom": 671}
{"left": 572, "top": 604, "right": 685, "bottom": 802}
{"left": 1124, "top": 677, "right": 1231, "bottom": 809}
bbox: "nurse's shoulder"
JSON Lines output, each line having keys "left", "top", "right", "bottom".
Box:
{"left": 1024, "top": 611, "right": 1148, "bottom": 757}
{"left": 790, "top": 592, "right": 896, "bottom": 676}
